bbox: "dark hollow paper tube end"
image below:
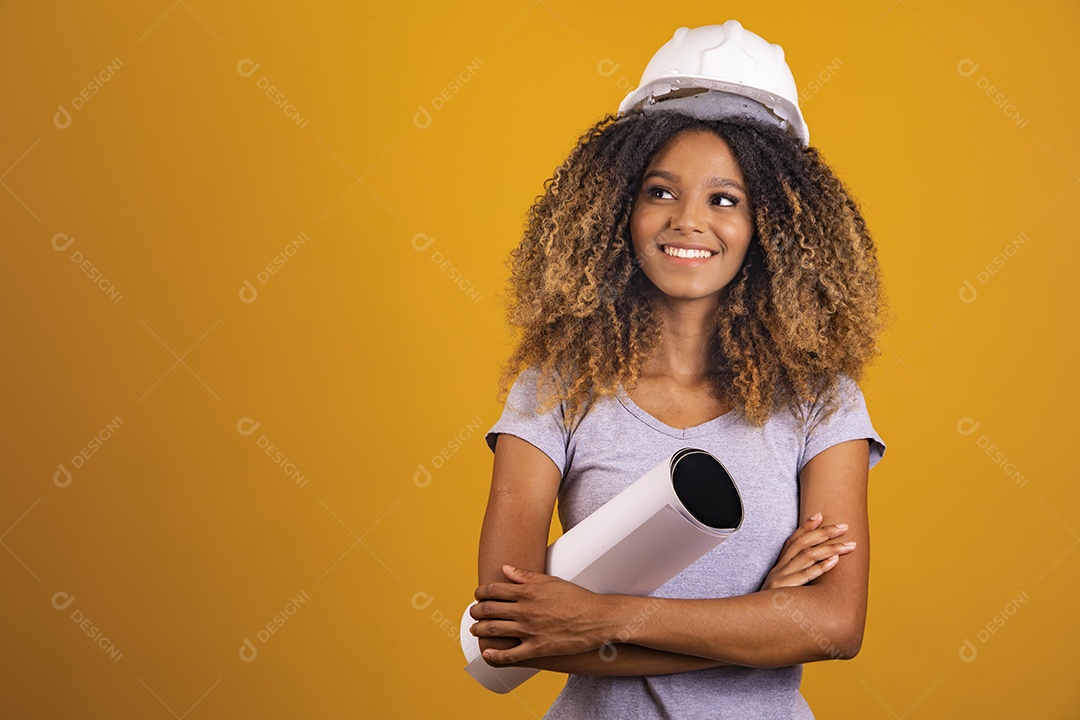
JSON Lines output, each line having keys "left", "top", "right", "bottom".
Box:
{"left": 671, "top": 449, "right": 743, "bottom": 531}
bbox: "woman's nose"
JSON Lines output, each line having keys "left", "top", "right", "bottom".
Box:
{"left": 670, "top": 201, "right": 707, "bottom": 234}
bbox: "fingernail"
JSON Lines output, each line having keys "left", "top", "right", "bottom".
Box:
{"left": 842, "top": 541, "right": 857, "bottom": 548}
{"left": 810, "top": 512, "right": 822, "bottom": 521}
{"left": 835, "top": 523, "right": 848, "bottom": 531}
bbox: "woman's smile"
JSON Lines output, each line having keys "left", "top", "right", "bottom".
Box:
{"left": 659, "top": 243, "right": 717, "bottom": 263}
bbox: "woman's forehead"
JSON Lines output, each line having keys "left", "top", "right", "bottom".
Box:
{"left": 644, "top": 130, "right": 745, "bottom": 181}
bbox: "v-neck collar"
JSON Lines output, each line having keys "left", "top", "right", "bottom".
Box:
{"left": 615, "top": 383, "right": 739, "bottom": 439}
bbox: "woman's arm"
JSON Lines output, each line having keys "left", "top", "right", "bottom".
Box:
{"left": 477, "top": 510, "right": 856, "bottom": 675}
{"left": 473, "top": 438, "right": 871, "bottom": 670}
{"left": 475, "top": 433, "right": 561, "bottom": 654}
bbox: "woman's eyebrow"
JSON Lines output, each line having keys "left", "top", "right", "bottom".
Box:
{"left": 643, "top": 168, "right": 745, "bottom": 193}
{"left": 706, "top": 176, "right": 745, "bottom": 192}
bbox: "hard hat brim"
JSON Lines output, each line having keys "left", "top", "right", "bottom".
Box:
{"left": 619, "top": 78, "right": 809, "bottom": 146}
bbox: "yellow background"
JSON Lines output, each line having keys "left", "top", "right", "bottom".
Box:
{"left": 2, "top": 1, "right": 1077, "bottom": 717}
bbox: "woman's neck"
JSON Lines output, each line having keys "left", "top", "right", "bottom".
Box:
{"left": 642, "top": 295, "right": 721, "bottom": 383}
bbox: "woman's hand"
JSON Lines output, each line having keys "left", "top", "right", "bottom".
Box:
{"left": 760, "top": 511, "right": 856, "bottom": 591}
{"left": 470, "top": 565, "right": 612, "bottom": 666}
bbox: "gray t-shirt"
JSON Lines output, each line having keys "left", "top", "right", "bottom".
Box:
{"left": 484, "top": 365, "right": 886, "bottom": 719}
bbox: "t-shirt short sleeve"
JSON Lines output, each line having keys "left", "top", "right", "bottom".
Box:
{"left": 798, "top": 373, "right": 886, "bottom": 475}
{"left": 484, "top": 366, "right": 569, "bottom": 477}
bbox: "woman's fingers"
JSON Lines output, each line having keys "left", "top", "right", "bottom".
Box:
{"left": 791, "top": 553, "right": 841, "bottom": 585}
{"left": 787, "top": 540, "right": 857, "bottom": 572}
{"left": 470, "top": 619, "right": 522, "bottom": 638}
{"left": 478, "top": 636, "right": 520, "bottom": 652}
{"left": 762, "top": 517, "right": 857, "bottom": 591}
{"left": 779, "top": 512, "right": 823, "bottom": 555}
{"left": 482, "top": 640, "right": 536, "bottom": 666}
{"left": 801, "top": 524, "right": 849, "bottom": 547}
{"left": 775, "top": 522, "right": 849, "bottom": 569}
{"left": 764, "top": 540, "right": 857, "bottom": 590}
{"left": 473, "top": 580, "right": 527, "bottom": 602}
{"left": 768, "top": 552, "right": 844, "bottom": 589}
{"left": 470, "top": 598, "right": 523, "bottom": 621}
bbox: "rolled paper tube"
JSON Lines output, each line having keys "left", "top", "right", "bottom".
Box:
{"left": 461, "top": 447, "right": 743, "bottom": 693}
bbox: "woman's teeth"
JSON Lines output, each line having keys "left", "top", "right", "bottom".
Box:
{"left": 663, "top": 246, "right": 714, "bottom": 259}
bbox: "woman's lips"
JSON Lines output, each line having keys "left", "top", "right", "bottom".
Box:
{"left": 658, "top": 243, "right": 717, "bottom": 265}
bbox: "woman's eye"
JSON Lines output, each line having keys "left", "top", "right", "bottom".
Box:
{"left": 712, "top": 194, "right": 738, "bottom": 207}
{"left": 646, "top": 185, "right": 674, "bottom": 200}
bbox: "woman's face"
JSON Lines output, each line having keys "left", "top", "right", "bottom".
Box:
{"left": 630, "top": 129, "right": 754, "bottom": 304}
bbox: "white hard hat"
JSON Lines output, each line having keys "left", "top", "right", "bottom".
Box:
{"left": 618, "top": 21, "right": 810, "bottom": 146}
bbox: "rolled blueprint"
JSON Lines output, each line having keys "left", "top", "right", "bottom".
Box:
{"left": 461, "top": 447, "right": 743, "bottom": 693}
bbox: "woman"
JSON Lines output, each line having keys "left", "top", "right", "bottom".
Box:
{"left": 470, "top": 22, "right": 888, "bottom": 718}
